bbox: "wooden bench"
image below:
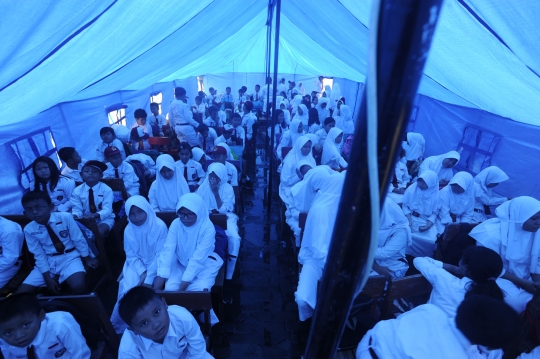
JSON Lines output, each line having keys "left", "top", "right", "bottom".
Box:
{"left": 381, "top": 274, "right": 432, "bottom": 319}
{"left": 358, "top": 275, "right": 387, "bottom": 317}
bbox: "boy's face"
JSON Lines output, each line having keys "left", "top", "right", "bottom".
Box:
{"left": 160, "top": 166, "right": 174, "bottom": 180}
{"left": 210, "top": 111, "right": 218, "bottom": 120}
{"left": 71, "top": 151, "right": 82, "bottom": 165}
{"left": 214, "top": 153, "right": 226, "bottom": 164}
{"left": 179, "top": 148, "right": 191, "bottom": 164}
{"left": 81, "top": 166, "right": 103, "bottom": 185}
{"left": 195, "top": 99, "right": 201, "bottom": 105}
{"left": 34, "top": 161, "right": 51, "bottom": 180}
{"left": 128, "top": 298, "right": 170, "bottom": 343}
{"left": 101, "top": 131, "right": 115, "bottom": 144}
{"left": 255, "top": 85, "right": 260, "bottom": 91}
{"left": 325, "top": 121, "right": 335, "bottom": 132}
{"left": 107, "top": 153, "right": 123, "bottom": 168}
{"left": 136, "top": 117, "right": 147, "bottom": 126}
{"left": 231, "top": 117, "right": 241, "bottom": 128}
{"left": 23, "top": 199, "right": 53, "bottom": 225}
{"left": 150, "top": 105, "right": 159, "bottom": 115}
{"left": 223, "top": 131, "right": 232, "bottom": 140}
{"left": 226, "top": 88, "right": 231, "bottom": 94}
{"left": 0, "top": 310, "right": 45, "bottom": 348}
{"left": 312, "top": 97, "right": 318, "bottom": 106}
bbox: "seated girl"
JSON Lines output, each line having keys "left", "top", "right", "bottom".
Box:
{"left": 29, "top": 156, "right": 75, "bottom": 212}
{"left": 386, "top": 153, "right": 411, "bottom": 205}
{"left": 276, "top": 119, "right": 305, "bottom": 160}
{"left": 149, "top": 154, "right": 190, "bottom": 212}
{"left": 470, "top": 196, "right": 540, "bottom": 313}
{"left": 267, "top": 109, "right": 289, "bottom": 149}
{"left": 338, "top": 105, "right": 355, "bottom": 141}
{"left": 196, "top": 163, "right": 240, "bottom": 280}
{"left": 307, "top": 108, "right": 320, "bottom": 134}
{"left": 436, "top": 171, "right": 475, "bottom": 234}
{"left": 293, "top": 104, "right": 309, "bottom": 127}
{"left": 316, "top": 98, "right": 330, "bottom": 122}
{"left": 402, "top": 132, "right": 425, "bottom": 178}
{"left": 419, "top": 150, "right": 460, "bottom": 187}
{"left": 110, "top": 196, "right": 168, "bottom": 333}
{"left": 191, "top": 147, "right": 210, "bottom": 167}
{"left": 473, "top": 166, "right": 510, "bottom": 223}
{"left": 402, "top": 170, "right": 440, "bottom": 257}
{"left": 321, "top": 128, "right": 347, "bottom": 170}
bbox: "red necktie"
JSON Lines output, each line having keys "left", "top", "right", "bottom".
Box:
{"left": 89, "top": 187, "right": 97, "bottom": 213}
{"left": 27, "top": 345, "right": 37, "bottom": 359}
{"left": 183, "top": 166, "right": 188, "bottom": 181}
{"left": 114, "top": 168, "right": 119, "bottom": 178}
{"left": 45, "top": 223, "right": 66, "bottom": 253}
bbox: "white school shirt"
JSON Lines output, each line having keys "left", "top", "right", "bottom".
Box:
{"left": 29, "top": 176, "right": 76, "bottom": 212}
{"left": 0, "top": 312, "right": 91, "bottom": 359}
{"left": 251, "top": 90, "right": 262, "bottom": 102}
{"left": 314, "top": 128, "right": 328, "bottom": 147}
{"left": 70, "top": 182, "right": 115, "bottom": 223}
{"left": 103, "top": 161, "right": 140, "bottom": 196}
{"left": 224, "top": 161, "right": 238, "bottom": 186}
{"left": 197, "top": 129, "right": 218, "bottom": 153}
{"left": 126, "top": 153, "right": 157, "bottom": 177}
{"left": 175, "top": 159, "right": 206, "bottom": 186}
{"left": 169, "top": 99, "right": 200, "bottom": 146}
{"left": 96, "top": 139, "right": 126, "bottom": 161}
{"left": 118, "top": 306, "right": 213, "bottom": 359}
{"left": 232, "top": 125, "right": 246, "bottom": 149}
{"left": 240, "top": 112, "right": 256, "bottom": 140}
{"left": 24, "top": 212, "right": 90, "bottom": 273}
{"left": 0, "top": 217, "right": 24, "bottom": 273}
{"left": 148, "top": 114, "right": 167, "bottom": 127}
{"left": 192, "top": 103, "right": 207, "bottom": 115}
{"left": 203, "top": 116, "right": 223, "bottom": 127}
{"left": 61, "top": 162, "right": 85, "bottom": 182}
{"left": 214, "top": 135, "right": 234, "bottom": 147}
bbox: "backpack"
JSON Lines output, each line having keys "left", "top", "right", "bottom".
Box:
{"left": 213, "top": 225, "right": 228, "bottom": 261}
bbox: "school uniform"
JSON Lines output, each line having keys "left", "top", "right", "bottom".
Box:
{"left": 61, "top": 162, "right": 85, "bottom": 182}
{"left": 96, "top": 139, "right": 126, "bottom": 162}
{"left": 148, "top": 114, "right": 167, "bottom": 128}
{"left": 118, "top": 305, "right": 214, "bottom": 359}
{"left": 276, "top": 119, "right": 304, "bottom": 160}
{"left": 251, "top": 90, "right": 262, "bottom": 102}
{"left": 321, "top": 128, "right": 348, "bottom": 170}
{"left": 221, "top": 93, "right": 235, "bottom": 110}
{"left": 277, "top": 82, "right": 288, "bottom": 94}
{"left": 234, "top": 95, "right": 247, "bottom": 110}
{"left": 29, "top": 176, "right": 76, "bottom": 212}
{"left": 419, "top": 151, "right": 461, "bottom": 184}
{"left": 473, "top": 166, "right": 509, "bottom": 223}
{"left": 103, "top": 161, "right": 140, "bottom": 197}
{"left": 169, "top": 99, "right": 200, "bottom": 146}
{"left": 131, "top": 123, "right": 153, "bottom": 150}
{"left": 240, "top": 112, "right": 256, "bottom": 140}
{"left": 126, "top": 153, "right": 157, "bottom": 177}
{"left": 175, "top": 159, "right": 206, "bottom": 186}
{"left": 436, "top": 172, "right": 476, "bottom": 234}
{"left": 203, "top": 116, "right": 223, "bottom": 127}
{"left": 386, "top": 158, "right": 411, "bottom": 205}
{"left": 70, "top": 182, "right": 115, "bottom": 229}
{"left": 314, "top": 128, "right": 328, "bottom": 147}
{"left": 148, "top": 155, "right": 190, "bottom": 212}
{"left": 213, "top": 135, "right": 234, "bottom": 147}
{"left": 0, "top": 311, "right": 91, "bottom": 359}
{"left": 0, "top": 217, "right": 24, "bottom": 289}
{"left": 197, "top": 128, "right": 218, "bottom": 153}
{"left": 259, "top": 85, "right": 273, "bottom": 112}
{"left": 22, "top": 212, "right": 89, "bottom": 287}
{"left": 231, "top": 125, "right": 246, "bottom": 149}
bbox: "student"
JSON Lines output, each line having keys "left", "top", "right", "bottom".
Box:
{"left": 130, "top": 109, "right": 153, "bottom": 150}
{"left": 168, "top": 87, "right": 200, "bottom": 146}
{"left": 213, "top": 144, "right": 239, "bottom": 186}
{"left": 414, "top": 246, "right": 515, "bottom": 318}
{"left": 207, "top": 87, "right": 221, "bottom": 107}
{"left": 196, "top": 123, "right": 218, "bottom": 153}
{"left": 338, "top": 105, "right": 355, "bottom": 139}
{"left": 329, "top": 83, "right": 342, "bottom": 111}
{"left": 203, "top": 105, "right": 224, "bottom": 127}
{"left": 402, "top": 170, "right": 440, "bottom": 256}
{"left": 260, "top": 77, "right": 274, "bottom": 114}
{"left": 234, "top": 88, "right": 247, "bottom": 112}
{"left": 307, "top": 108, "right": 320, "bottom": 134}
{"left": 103, "top": 146, "right": 140, "bottom": 197}
{"left": 277, "top": 119, "right": 305, "bottom": 160}
{"left": 0, "top": 293, "right": 91, "bottom": 358}
{"left": 240, "top": 101, "right": 256, "bottom": 141}
{"left": 470, "top": 196, "right": 540, "bottom": 313}
{"left": 96, "top": 127, "right": 126, "bottom": 162}
{"left": 356, "top": 295, "right": 519, "bottom": 359}
{"left": 316, "top": 98, "right": 330, "bottom": 123}
{"left": 311, "top": 95, "right": 318, "bottom": 107}
{"left": 323, "top": 85, "right": 332, "bottom": 98}
{"left": 153, "top": 193, "right": 223, "bottom": 291}
{"left": 286, "top": 81, "right": 299, "bottom": 101}
{"left": 436, "top": 171, "right": 475, "bottom": 234}
{"left": 370, "top": 200, "right": 412, "bottom": 279}
{"left": 30, "top": 156, "right": 75, "bottom": 212}
{"left": 296, "top": 173, "right": 345, "bottom": 320}
{"left": 110, "top": 196, "right": 168, "bottom": 334}
{"left": 148, "top": 155, "right": 190, "bottom": 212}
{"left": 221, "top": 87, "right": 234, "bottom": 110}
{"left": 473, "top": 166, "right": 510, "bottom": 222}
{"left": 191, "top": 95, "right": 206, "bottom": 123}
{"left": 230, "top": 113, "right": 246, "bottom": 149}
{"left": 196, "top": 163, "right": 240, "bottom": 280}
{"left": 420, "top": 150, "right": 460, "bottom": 186}
{"left": 251, "top": 84, "right": 261, "bottom": 102}
{"left": 126, "top": 153, "right": 157, "bottom": 178}
{"left": 18, "top": 191, "right": 98, "bottom": 294}
{"left": 213, "top": 124, "right": 235, "bottom": 147}
{"left": 117, "top": 286, "right": 213, "bottom": 359}
{"left": 321, "top": 128, "right": 348, "bottom": 170}
{"left": 267, "top": 109, "right": 289, "bottom": 148}
{"left": 192, "top": 147, "right": 209, "bottom": 167}
{"left": 315, "top": 76, "right": 324, "bottom": 94}
{"left": 277, "top": 77, "right": 288, "bottom": 94}
{"left": 175, "top": 142, "right": 206, "bottom": 188}
{"left": 314, "top": 117, "right": 335, "bottom": 149}
{"left": 70, "top": 160, "right": 115, "bottom": 237}
{"left": 402, "top": 132, "right": 426, "bottom": 177}
{"left": 386, "top": 155, "right": 411, "bottom": 205}
{"left": 58, "top": 147, "right": 84, "bottom": 182}
{"left": 279, "top": 100, "right": 291, "bottom": 125}
{"left": 301, "top": 94, "right": 311, "bottom": 109}
{"left": 0, "top": 216, "right": 24, "bottom": 289}
{"left": 149, "top": 102, "right": 166, "bottom": 136}
{"left": 293, "top": 104, "right": 309, "bottom": 127}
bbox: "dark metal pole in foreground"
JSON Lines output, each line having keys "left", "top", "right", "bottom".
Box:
{"left": 303, "top": 0, "right": 444, "bottom": 358}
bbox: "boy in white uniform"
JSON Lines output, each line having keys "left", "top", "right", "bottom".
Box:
{"left": 96, "top": 127, "right": 126, "bottom": 162}
{"left": 118, "top": 286, "right": 213, "bottom": 359}
{"left": 103, "top": 146, "right": 140, "bottom": 197}
{"left": 203, "top": 106, "right": 224, "bottom": 127}
{"left": 0, "top": 293, "right": 91, "bottom": 358}
{"left": 213, "top": 145, "right": 238, "bottom": 186}
{"left": 130, "top": 109, "right": 153, "bottom": 151}
{"left": 169, "top": 87, "right": 200, "bottom": 147}
{"left": 175, "top": 142, "right": 206, "bottom": 188}
{"left": 58, "top": 147, "right": 84, "bottom": 182}
{"left": 196, "top": 124, "right": 218, "bottom": 154}
{"left": 149, "top": 102, "right": 166, "bottom": 136}
{"left": 17, "top": 191, "right": 99, "bottom": 295}
{"left": 0, "top": 216, "right": 24, "bottom": 289}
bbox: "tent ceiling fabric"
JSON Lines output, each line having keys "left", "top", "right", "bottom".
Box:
{"left": 0, "top": 0, "right": 539, "bottom": 128}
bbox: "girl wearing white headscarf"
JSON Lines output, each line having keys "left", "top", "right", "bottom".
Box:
{"left": 470, "top": 196, "right": 540, "bottom": 313}
{"left": 291, "top": 95, "right": 304, "bottom": 115}
{"left": 276, "top": 118, "right": 305, "bottom": 160}
{"left": 339, "top": 105, "right": 355, "bottom": 138}
{"left": 293, "top": 104, "right": 309, "bottom": 128}
{"left": 323, "top": 85, "right": 332, "bottom": 98}
{"left": 420, "top": 151, "right": 460, "bottom": 186}
{"left": 370, "top": 200, "right": 412, "bottom": 279}
{"left": 329, "top": 83, "right": 341, "bottom": 111}
{"left": 387, "top": 156, "right": 411, "bottom": 205}
{"left": 196, "top": 163, "right": 240, "bottom": 280}
{"left": 191, "top": 146, "right": 211, "bottom": 166}
{"left": 322, "top": 127, "right": 348, "bottom": 170}
{"left": 149, "top": 154, "right": 190, "bottom": 212}
{"left": 473, "top": 166, "right": 510, "bottom": 223}
{"left": 316, "top": 97, "right": 330, "bottom": 122}
{"left": 402, "top": 170, "right": 440, "bottom": 257}
{"left": 278, "top": 100, "right": 291, "bottom": 125}
{"left": 110, "top": 195, "right": 168, "bottom": 333}
{"left": 155, "top": 193, "right": 223, "bottom": 292}
{"left": 402, "top": 132, "right": 426, "bottom": 162}
{"left": 436, "top": 171, "right": 475, "bottom": 234}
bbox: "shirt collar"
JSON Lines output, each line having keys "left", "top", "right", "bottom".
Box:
{"left": 30, "top": 316, "right": 48, "bottom": 347}
{"left": 139, "top": 321, "right": 176, "bottom": 351}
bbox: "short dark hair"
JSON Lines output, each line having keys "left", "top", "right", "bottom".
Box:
{"left": 100, "top": 127, "right": 115, "bottom": 137}
{"left": 197, "top": 123, "right": 209, "bottom": 134}
{"left": 119, "top": 286, "right": 161, "bottom": 326}
{"left": 455, "top": 295, "right": 519, "bottom": 349}
{"left": 150, "top": 102, "right": 159, "bottom": 108}
{"left": 178, "top": 142, "right": 192, "bottom": 154}
{"left": 198, "top": 91, "right": 205, "bottom": 97}
{"left": 255, "top": 84, "right": 260, "bottom": 88}
{"left": 231, "top": 113, "right": 241, "bottom": 120}
{"left": 208, "top": 105, "right": 218, "bottom": 114}
{"left": 58, "top": 147, "right": 76, "bottom": 163}
{"left": 195, "top": 96, "right": 202, "bottom": 102}
{"left": 134, "top": 109, "right": 147, "bottom": 119}
{"left": 22, "top": 190, "right": 52, "bottom": 207}
{"left": 0, "top": 293, "right": 42, "bottom": 324}
{"left": 324, "top": 117, "right": 336, "bottom": 126}
{"left": 226, "top": 86, "right": 231, "bottom": 90}
{"left": 244, "top": 101, "right": 253, "bottom": 112}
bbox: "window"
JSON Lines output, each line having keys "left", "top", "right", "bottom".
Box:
{"left": 150, "top": 92, "right": 163, "bottom": 114}
{"left": 106, "top": 104, "right": 128, "bottom": 126}
{"left": 6, "top": 127, "right": 61, "bottom": 189}
{"left": 197, "top": 76, "right": 204, "bottom": 92}
{"left": 322, "top": 77, "right": 334, "bottom": 96}
{"left": 455, "top": 125, "right": 502, "bottom": 175}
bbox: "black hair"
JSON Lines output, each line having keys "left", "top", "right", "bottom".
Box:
{"left": 241, "top": 86, "right": 247, "bottom": 92}
{"left": 21, "top": 190, "right": 52, "bottom": 207}
{"left": 244, "top": 101, "right": 253, "bottom": 112}
{"left": 134, "top": 108, "right": 147, "bottom": 119}
{"left": 208, "top": 105, "right": 218, "bottom": 114}
{"left": 119, "top": 286, "right": 162, "bottom": 326}
{"left": 0, "top": 293, "right": 42, "bottom": 324}
{"left": 266, "top": 76, "right": 272, "bottom": 85}
{"left": 178, "top": 142, "right": 192, "bottom": 155}
{"left": 226, "top": 86, "right": 231, "bottom": 90}
{"left": 32, "top": 156, "right": 60, "bottom": 192}
{"left": 150, "top": 102, "right": 159, "bottom": 108}
{"left": 198, "top": 91, "right": 205, "bottom": 97}
{"left": 58, "top": 147, "right": 76, "bottom": 163}
{"left": 100, "top": 127, "right": 116, "bottom": 136}
{"left": 197, "top": 123, "right": 209, "bottom": 134}
{"left": 255, "top": 84, "right": 260, "bottom": 88}
{"left": 275, "top": 109, "right": 287, "bottom": 129}
{"left": 308, "top": 108, "right": 320, "bottom": 127}
{"left": 455, "top": 295, "right": 519, "bottom": 349}
{"left": 195, "top": 95, "right": 202, "bottom": 101}
{"left": 231, "top": 113, "right": 241, "bottom": 120}
{"left": 280, "top": 91, "right": 287, "bottom": 97}
{"left": 462, "top": 247, "right": 504, "bottom": 300}
{"left": 324, "top": 117, "right": 336, "bottom": 126}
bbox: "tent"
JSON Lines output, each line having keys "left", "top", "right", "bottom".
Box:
{"left": 1, "top": 0, "right": 539, "bottom": 213}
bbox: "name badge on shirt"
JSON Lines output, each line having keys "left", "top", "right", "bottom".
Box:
{"left": 57, "top": 196, "right": 63, "bottom": 201}
{"left": 59, "top": 230, "right": 69, "bottom": 238}
{"left": 54, "top": 347, "right": 67, "bottom": 357}
{"left": 177, "top": 336, "right": 187, "bottom": 349}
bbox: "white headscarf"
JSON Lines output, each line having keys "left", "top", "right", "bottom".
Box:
{"left": 330, "top": 83, "right": 341, "bottom": 108}
{"left": 324, "top": 85, "right": 332, "bottom": 98}
{"left": 402, "top": 169, "right": 440, "bottom": 215}
{"left": 445, "top": 171, "right": 475, "bottom": 215}
{"left": 379, "top": 199, "right": 412, "bottom": 246}
{"left": 402, "top": 132, "right": 425, "bottom": 161}
{"left": 293, "top": 104, "right": 309, "bottom": 127}
{"left": 316, "top": 98, "right": 330, "bottom": 121}
{"left": 288, "top": 118, "right": 304, "bottom": 146}
{"left": 474, "top": 166, "right": 509, "bottom": 195}
{"left": 291, "top": 95, "right": 303, "bottom": 113}
{"left": 196, "top": 162, "right": 234, "bottom": 212}
{"left": 421, "top": 150, "right": 460, "bottom": 181}
{"left": 291, "top": 165, "right": 334, "bottom": 213}
{"left": 216, "top": 143, "right": 234, "bottom": 160}
{"left": 281, "top": 136, "right": 316, "bottom": 184}
{"left": 191, "top": 147, "right": 205, "bottom": 162}
{"left": 155, "top": 154, "right": 190, "bottom": 211}
{"left": 339, "top": 105, "right": 354, "bottom": 135}
{"left": 322, "top": 127, "right": 344, "bottom": 166}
